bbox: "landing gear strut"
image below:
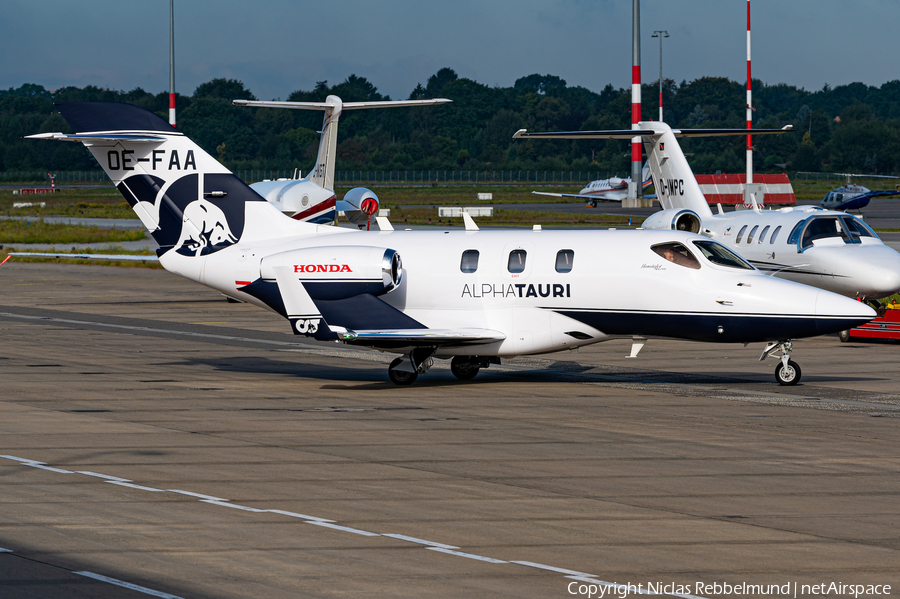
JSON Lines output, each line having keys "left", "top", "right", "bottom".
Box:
{"left": 760, "top": 340, "right": 801, "bottom": 386}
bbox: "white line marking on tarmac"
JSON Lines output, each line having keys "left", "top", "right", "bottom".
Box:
{"left": 7, "top": 452, "right": 704, "bottom": 598}
{"left": 77, "top": 471, "right": 130, "bottom": 482}
{"left": 28, "top": 464, "right": 73, "bottom": 473}
{"left": 0, "top": 455, "right": 71, "bottom": 473}
{"left": 201, "top": 500, "right": 265, "bottom": 512}
{"left": 75, "top": 571, "right": 184, "bottom": 599}
{"left": 511, "top": 560, "right": 596, "bottom": 577}
{"left": 265, "top": 509, "right": 335, "bottom": 522}
{"left": 107, "top": 481, "right": 165, "bottom": 492}
{"left": 0, "top": 455, "right": 42, "bottom": 464}
{"left": 306, "top": 521, "right": 380, "bottom": 536}
{"left": 382, "top": 533, "right": 458, "bottom": 549}
{"left": 167, "top": 489, "right": 228, "bottom": 501}
{"left": 426, "top": 547, "right": 508, "bottom": 564}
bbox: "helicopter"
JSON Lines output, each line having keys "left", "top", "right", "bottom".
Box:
{"left": 821, "top": 173, "right": 900, "bottom": 211}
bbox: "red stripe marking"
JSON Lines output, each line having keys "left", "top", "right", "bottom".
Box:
{"left": 235, "top": 280, "right": 251, "bottom": 287}
{"left": 291, "top": 195, "right": 336, "bottom": 221}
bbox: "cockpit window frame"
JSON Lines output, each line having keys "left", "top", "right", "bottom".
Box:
{"left": 796, "top": 215, "right": 858, "bottom": 253}
{"left": 691, "top": 239, "right": 756, "bottom": 271}
{"left": 650, "top": 242, "right": 701, "bottom": 270}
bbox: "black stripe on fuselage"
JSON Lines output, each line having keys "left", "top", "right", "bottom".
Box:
{"left": 553, "top": 308, "right": 867, "bottom": 342}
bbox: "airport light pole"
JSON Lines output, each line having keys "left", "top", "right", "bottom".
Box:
{"left": 169, "top": 0, "right": 176, "bottom": 126}
{"left": 628, "top": 0, "right": 644, "bottom": 204}
{"left": 651, "top": 30, "right": 668, "bottom": 122}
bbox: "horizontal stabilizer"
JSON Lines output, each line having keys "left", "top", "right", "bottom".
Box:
{"left": 234, "top": 98, "right": 451, "bottom": 111}
{"left": 513, "top": 125, "right": 792, "bottom": 140}
{"left": 25, "top": 132, "right": 168, "bottom": 144}
{"left": 5, "top": 252, "right": 158, "bottom": 262}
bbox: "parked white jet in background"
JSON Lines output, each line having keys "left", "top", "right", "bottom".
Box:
{"left": 234, "top": 95, "right": 450, "bottom": 228}
{"left": 515, "top": 123, "right": 900, "bottom": 304}
{"left": 29, "top": 103, "right": 875, "bottom": 386}
{"left": 532, "top": 163, "right": 653, "bottom": 206}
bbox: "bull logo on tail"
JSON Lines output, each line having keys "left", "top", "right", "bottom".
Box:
{"left": 175, "top": 199, "right": 239, "bottom": 257}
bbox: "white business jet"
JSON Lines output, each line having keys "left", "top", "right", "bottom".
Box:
{"left": 514, "top": 123, "right": 900, "bottom": 304}
{"left": 29, "top": 103, "right": 874, "bottom": 386}
{"left": 532, "top": 163, "right": 653, "bottom": 206}
{"left": 234, "top": 95, "right": 450, "bottom": 228}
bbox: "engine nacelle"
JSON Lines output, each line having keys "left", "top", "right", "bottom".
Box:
{"left": 260, "top": 245, "right": 402, "bottom": 300}
{"left": 641, "top": 209, "right": 703, "bottom": 234}
{"left": 338, "top": 187, "right": 380, "bottom": 229}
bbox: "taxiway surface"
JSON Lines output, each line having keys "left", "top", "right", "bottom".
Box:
{"left": 1, "top": 263, "right": 898, "bottom": 598}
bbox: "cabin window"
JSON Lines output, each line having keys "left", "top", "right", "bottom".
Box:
{"left": 555, "top": 249, "right": 575, "bottom": 273}
{"left": 735, "top": 225, "right": 748, "bottom": 244}
{"left": 508, "top": 249, "right": 527, "bottom": 273}
{"left": 801, "top": 216, "right": 850, "bottom": 249}
{"left": 651, "top": 243, "right": 701, "bottom": 270}
{"left": 770, "top": 225, "right": 782, "bottom": 244}
{"left": 747, "top": 225, "right": 759, "bottom": 244}
{"left": 460, "top": 250, "right": 480, "bottom": 273}
{"left": 692, "top": 240, "right": 754, "bottom": 270}
{"left": 758, "top": 225, "right": 770, "bottom": 244}
{"left": 842, "top": 216, "right": 877, "bottom": 240}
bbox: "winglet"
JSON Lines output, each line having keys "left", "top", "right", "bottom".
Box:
{"left": 513, "top": 129, "right": 528, "bottom": 139}
{"left": 462, "top": 212, "right": 479, "bottom": 231}
{"left": 376, "top": 216, "right": 394, "bottom": 231}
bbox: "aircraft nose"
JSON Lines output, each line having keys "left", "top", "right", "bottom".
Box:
{"left": 815, "top": 290, "right": 876, "bottom": 335}
{"left": 857, "top": 245, "right": 900, "bottom": 298}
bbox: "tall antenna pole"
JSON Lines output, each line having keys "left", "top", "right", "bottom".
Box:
{"left": 630, "top": 0, "right": 643, "bottom": 202}
{"left": 169, "top": 0, "right": 176, "bottom": 126}
{"left": 745, "top": 0, "right": 752, "bottom": 186}
{"left": 652, "top": 31, "right": 668, "bottom": 122}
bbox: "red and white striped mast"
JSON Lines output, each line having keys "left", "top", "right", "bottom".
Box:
{"left": 745, "top": 0, "right": 752, "bottom": 187}
{"left": 169, "top": 0, "right": 176, "bottom": 126}
{"left": 629, "top": 0, "right": 643, "bottom": 203}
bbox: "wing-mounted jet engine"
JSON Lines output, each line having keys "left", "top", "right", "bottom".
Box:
{"left": 235, "top": 96, "right": 450, "bottom": 225}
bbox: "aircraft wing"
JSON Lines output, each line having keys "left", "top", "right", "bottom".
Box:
{"left": 4, "top": 252, "right": 158, "bottom": 262}
{"left": 234, "top": 99, "right": 451, "bottom": 111}
{"left": 531, "top": 191, "right": 621, "bottom": 202}
{"left": 334, "top": 327, "right": 505, "bottom": 348}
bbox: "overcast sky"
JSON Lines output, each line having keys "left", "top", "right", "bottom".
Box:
{"left": 2, "top": 0, "right": 898, "bottom": 101}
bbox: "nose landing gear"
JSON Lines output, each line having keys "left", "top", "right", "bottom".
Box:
{"left": 760, "top": 340, "right": 801, "bottom": 385}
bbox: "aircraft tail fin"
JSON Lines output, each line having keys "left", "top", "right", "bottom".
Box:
{"left": 513, "top": 123, "right": 791, "bottom": 217}
{"left": 234, "top": 96, "right": 451, "bottom": 191}
{"left": 27, "top": 102, "right": 301, "bottom": 258}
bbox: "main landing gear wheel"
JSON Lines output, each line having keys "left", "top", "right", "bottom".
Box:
{"left": 450, "top": 357, "right": 480, "bottom": 380}
{"left": 838, "top": 330, "right": 851, "bottom": 343}
{"left": 388, "top": 358, "right": 418, "bottom": 386}
{"left": 775, "top": 360, "right": 801, "bottom": 386}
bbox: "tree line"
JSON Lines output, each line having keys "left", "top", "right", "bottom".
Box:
{"left": 3, "top": 69, "right": 900, "bottom": 177}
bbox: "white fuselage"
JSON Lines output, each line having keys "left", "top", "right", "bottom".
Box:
{"left": 173, "top": 218, "right": 873, "bottom": 358}
{"left": 694, "top": 206, "right": 900, "bottom": 299}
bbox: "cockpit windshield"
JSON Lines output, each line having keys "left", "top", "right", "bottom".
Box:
{"left": 651, "top": 242, "right": 701, "bottom": 269}
{"left": 842, "top": 215, "right": 878, "bottom": 240}
{"left": 801, "top": 216, "right": 850, "bottom": 249}
{"left": 692, "top": 240, "right": 755, "bottom": 270}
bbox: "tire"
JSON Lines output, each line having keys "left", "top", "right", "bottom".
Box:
{"left": 775, "top": 360, "right": 801, "bottom": 386}
{"left": 450, "top": 356, "right": 480, "bottom": 380}
{"left": 388, "top": 358, "right": 418, "bottom": 386}
{"left": 838, "top": 330, "right": 850, "bottom": 343}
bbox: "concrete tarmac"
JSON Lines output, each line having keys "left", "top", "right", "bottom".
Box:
{"left": 0, "top": 263, "right": 899, "bottom": 598}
